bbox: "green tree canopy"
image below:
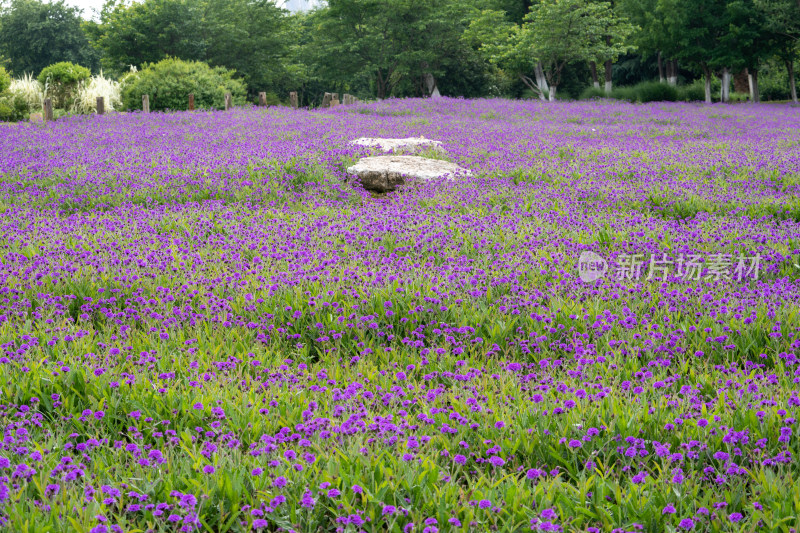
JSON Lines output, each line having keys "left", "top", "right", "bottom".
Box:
{"left": 89, "top": 0, "right": 290, "bottom": 97}
{"left": 0, "top": 0, "right": 97, "bottom": 75}
{"left": 309, "top": 0, "right": 477, "bottom": 99}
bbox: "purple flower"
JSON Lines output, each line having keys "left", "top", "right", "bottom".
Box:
{"left": 489, "top": 456, "right": 505, "bottom": 467}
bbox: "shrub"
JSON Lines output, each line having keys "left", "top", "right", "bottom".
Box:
{"left": 579, "top": 86, "right": 607, "bottom": 100}
{"left": 73, "top": 72, "right": 122, "bottom": 114}
{"left": 9, "top": 73, "right": 44, "bottom": 112}
{"left": 677, "top": 82, "right": 705, "bottom": 102}
{"left": 635, "top": 81, "right": 678, "bottom": 102}
{"left": 0, "top": 67, "right": 10, "bottom": 93}
{"left": 677, "top": 78, "right": 721, "bottom": 102}
{"left": 609, "top": 86, "right": 637, "bottom": 102}
{"left": 37, "top": 62, "right": 91, "bottom": 109}
{"left": 0, "top": 92, "right": 28, "bottom": 122}
{"left": 122, "top": 58, "right": 247, "bottom": 112}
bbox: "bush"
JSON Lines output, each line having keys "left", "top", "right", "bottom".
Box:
{"left": 73, "top": 72, "right": 122, "bottom": 114}
{"left": 122, "top": 58, "right": 247, "bottom": 112}
{"left": 635, "top": 81, "right": 678, "bottom": 102}
{"left": 9, "top": 73, "right": 44, "bottom": 112}
{"left": 579, "top": 86, "right": 607, "bottom": 100}
{"left": 609, "top": 86, "right": 637, "bottom": 102}
{"left": 677, "top": 78, "right": 722, "bottom": 102}
{"left": 759, "top": 63, "right": 792, "bottom": 102}
{"left": 0, "top": 67, "right": 10, "bottom": 93}
{"left": 678, "top": 81, "right": 706, "bottom": 102}
{"left": 38, "top": 62, "right": 91, "bottom": 109}
{"left": 0, "top": 92, "right": 28, "bottom": 122}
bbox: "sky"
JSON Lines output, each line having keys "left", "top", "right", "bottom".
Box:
{"left": 65, "top": 0, "right": 322, "bottom": 20}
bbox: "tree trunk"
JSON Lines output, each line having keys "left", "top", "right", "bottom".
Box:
{"left": 721, "top": 68, "right": 732, "bottom": 102}
{"left": 752, "top": 70, "right": 759, "bottom": 103}
{"left": 668, "top": 59, "right": 678, "bottom": 86}
{"left": 534, "top": 62, "right": 549, "bottom": 101}
{"left": 703, "top": 64, "right": 712, "bottom": 104}
{"left": 549, "top": 84, "right": 557, "bottom": 102}
{"left": 604, "top": 59, "right": 613, "bottom": 94}
{"left": 748, "top": 69, "right": 760, "bottom": 103}
{"left": 657, "top": 51, "right": 664, "bottom": 83}
{"left": 590, "top": 62, "right": 599, "bottom": 89}
{"left": 376, "top": 70, "right": 387, "bottom": 99}
{"left": 787, "top": 59, "right": 798, "bottom": 104}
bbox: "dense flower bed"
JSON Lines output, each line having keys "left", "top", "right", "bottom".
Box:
{"left": 0, "top": 98, "right": 799, "bottom": 532}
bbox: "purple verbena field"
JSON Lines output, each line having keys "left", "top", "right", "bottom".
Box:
{"left": 1, "top": 98, "right": 800, "bottom": 533}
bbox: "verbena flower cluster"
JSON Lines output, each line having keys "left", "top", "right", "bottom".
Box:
{"left": 0, "top": 98, "right": 799, "bottom": 532}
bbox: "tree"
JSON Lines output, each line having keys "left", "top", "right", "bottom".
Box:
{"left": 311, "top": 0, "right": 471, "bottom": 100}
{"left": 201, "top": 0, "right": 289, "bottom": 96}
{"left": 620, "top": 0, "right": 680, "bottom": 85}
{"left": 715, "top": 0, "right": 771, "bottom": 102}
{"left": 464, "top": 9, "right": 550, "bottom": 99}
{"left": 0, "top": 0, "right": 97, "bottom": 75}
{"left": 756, "top": 0, "right": 800, "bottom": 103}
{"left": 588, "top": 0, "right": 637, "bottom": 93}
{"left": 658, "top": 0, "right": 727, "bottom": 103}
{"left": 90, "top": 0, "right": 206, "bottom": 72}
{"left": 90, "top": 0, "right": 291, "bottom": 97}
{"left": 522, "top": 0, "right": 635, "bottom": 100}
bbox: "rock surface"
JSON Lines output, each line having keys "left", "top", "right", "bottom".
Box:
{"left": 349, "top": 136, "right": 443, "bottom": 153}
{"left": 346, "top": 155, "right": 470, "bottom": 193}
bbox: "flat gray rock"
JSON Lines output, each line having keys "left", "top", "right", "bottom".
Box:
{"left": 346, "top": 155, "right": 470, "bottom": 193}
{"left": 349, "top": 136, "right": 443, "bottom": 153}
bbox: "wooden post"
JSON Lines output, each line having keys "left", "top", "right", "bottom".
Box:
{"left": 142, "top": 94, "right": 150, "bottom": 113}
{"left": 289, "top": 91, "right": 298, "bottom": 109}
{"left": 330, "top": 97, "right": 340, "bottom": 108}
{"left": 43, "top": 98, "right": 53, "bottom": 122}
{"left": 321, "top": 92, "right": 332, "bottom": 109}
{"left": 225, "top": 92, "right": 232, "bottom": 110}
{"left": 188, "top": 94, "right": 195, "bottom": 111}
{"left": 96, "top": 96, "right": 105, "bottom": 115}
{"left": 258, "top": 92, "right": 267, "bottom": 107}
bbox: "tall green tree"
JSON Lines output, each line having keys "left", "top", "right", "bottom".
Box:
{"left": 756, "top": 0, "right": 800, "bottom": 102}
{"left": 89, "top": 0, "right": 206, "bottom": 71}
{"left": 715, "top": 0, "right": 771, "bottom": 102}
{"left": 658, "top": 0, "right": 727, "bottom": 102}
{"left": 468, "top": 0, "right": 634, "bottom": 101}
{"left": 311, "top": 0, "right": 474, "bottom": 99}
{"left": 0, "top": 0, "right": 97, "bottom": 75}
{"left": 200, "top": 0, "right": 289, "bottom": 95}
{"left": 464, "top": 9, "right": 550, "bottom": 99}
{"left": 89, "top": 0, "right": 290, "bottom": 96}
{"left": 620, "top": 0, "right": 680, "bottom": 84}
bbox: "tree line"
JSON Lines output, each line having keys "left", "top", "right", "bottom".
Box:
{"left": 0, "top": 0, "right": 798, "bottom": 106}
